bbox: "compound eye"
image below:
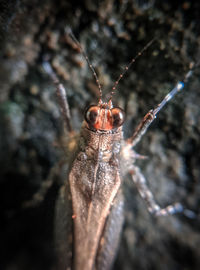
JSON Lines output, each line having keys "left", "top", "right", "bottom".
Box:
{"left": 85, "top": 105, "right": 100, "bottom": 125}
{"left": 111, "top": 107, "right": 125, "bottom": 128}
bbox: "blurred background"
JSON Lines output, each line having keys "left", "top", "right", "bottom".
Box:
{"left": 0, "top": 0, "right": 200, "bottom": 269}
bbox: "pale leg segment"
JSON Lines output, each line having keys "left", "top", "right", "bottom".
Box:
{"left": 130, "top": 166, "right": 184, "bottom": 216}
{"left": 43, "top": 61, "right": 73, "bottom": 132}
{"left": 127, "top": 67, "right": 195, "bottom": 147}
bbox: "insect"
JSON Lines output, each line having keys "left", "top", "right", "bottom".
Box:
{"left": 43, "top": 34, "right": 197, "bottom": 270}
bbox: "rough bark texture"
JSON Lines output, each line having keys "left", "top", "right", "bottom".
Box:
{"left": 0, "top": 1, "right": 200, "bottom": 270}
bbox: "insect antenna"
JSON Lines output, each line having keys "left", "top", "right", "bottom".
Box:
{"left": 67, "top": 30, "right": 103, "bottom": 101}
{"left": 108, "top": 38, "right": 156, "bottom": 102}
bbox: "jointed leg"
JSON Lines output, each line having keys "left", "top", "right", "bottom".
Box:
{"left": 127, "top": 66, "right": 195, "bottom": 147}
{"left": 23, "top": 159, "right": 67, "bottom": 208}
{"left": 43, "top": 61, "right": 72, "bottom": 132}
{"left": 127, "top": 109, "right": 155, "bottom": 147}
{"left": 129, "top": 166, "right": 183, "bottom": 216}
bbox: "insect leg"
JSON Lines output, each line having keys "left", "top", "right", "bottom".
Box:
{"left": 129, "top": 166, "right": 184, "bottom": 216}
{"left": 127, "top": 66, "right": 195, "bottom": 147}
{"left": 126, "top": 108, "right": 156, "bottom": 147}
{"left": 22, "top": 159, "right": 65, "bottom": 208}
{"left": 43, "top": 61, "right": 73, "bottom": 132}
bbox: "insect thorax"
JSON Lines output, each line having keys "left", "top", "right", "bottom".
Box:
{"left": 77, "top": 122, "right": 123, "bottom": 163}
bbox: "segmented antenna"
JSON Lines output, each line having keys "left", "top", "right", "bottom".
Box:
{"left": 109, "top": 38, "right": 156, "bottom": 101}
{"left": 67, "top": 30, "right": 103, "bottom": 100}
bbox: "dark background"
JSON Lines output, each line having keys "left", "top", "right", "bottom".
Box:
{"left": 0, "top": 0, "right": 200, "bottom": 269}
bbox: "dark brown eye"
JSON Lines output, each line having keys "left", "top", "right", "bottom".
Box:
{"left": 111, "top": 107, "right": 125, "bottom": 128}
{"left": 85, "top": 105, "right": 100, "bottom": 125}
